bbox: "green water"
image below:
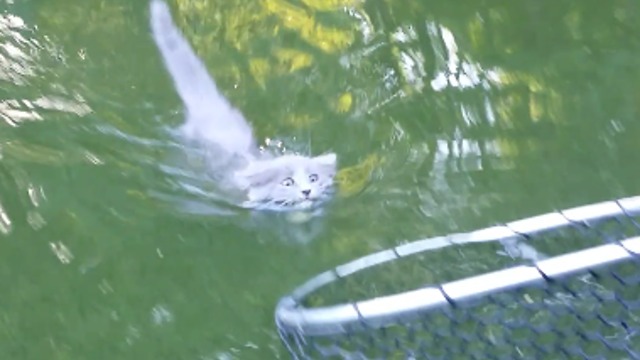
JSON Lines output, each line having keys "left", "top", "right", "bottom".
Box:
{"left": 1, "top": 0, "right": 639, "bottom": 358}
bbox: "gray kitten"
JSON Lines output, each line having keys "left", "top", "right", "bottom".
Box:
{"left": 149, "top": 0, "right": 337, "bottom": 211}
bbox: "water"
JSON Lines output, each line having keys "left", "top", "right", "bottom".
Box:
{"left": 1, "top": 0, "right": 639, "bottom": 358}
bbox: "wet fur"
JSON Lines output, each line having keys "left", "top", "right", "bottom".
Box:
{"left": 149, "top": 0, "right": 337, "bottom": 211}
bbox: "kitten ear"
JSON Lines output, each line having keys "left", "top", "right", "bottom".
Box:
{"left": 237, "top": 162, "right": 281, "bottom": 187}
{"left": 313, "top": 153, "right": 337, "bottom": 172}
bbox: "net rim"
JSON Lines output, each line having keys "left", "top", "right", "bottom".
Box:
{"left": 275, "top": 195, "right": 640, "bottom": 336}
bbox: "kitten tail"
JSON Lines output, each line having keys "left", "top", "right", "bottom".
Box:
{"left": 149, "top": 0, "right": 220, "bottom": 116}
{"left": 149, "top": 0, "right": 257, "bottom": 157}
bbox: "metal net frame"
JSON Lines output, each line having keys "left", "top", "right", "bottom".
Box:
{"left": 275, "top": 196, "right": 640, "bottom": 359}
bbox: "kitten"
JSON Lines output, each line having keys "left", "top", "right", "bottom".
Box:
{"left": 149, "top": 0, "right": 337, "bottom": 211}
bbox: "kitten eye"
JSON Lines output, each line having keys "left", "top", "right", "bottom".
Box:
{"left": 309, "top": 174, "right": 319, "bottom": 183}
{"left": 281, "top": 177, "right": 295, "bottom": 187}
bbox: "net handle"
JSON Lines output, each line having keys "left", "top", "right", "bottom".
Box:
{"left": 275, "top": 196, "right": 640, "bottom": 336}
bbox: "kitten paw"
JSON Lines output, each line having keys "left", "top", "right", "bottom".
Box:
{"left": 286, "top": 211, "right": 314, "bottom": 224}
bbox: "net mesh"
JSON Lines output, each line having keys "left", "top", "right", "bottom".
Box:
{"left": 276, "top": 200, "right": 640, "bottom": 360}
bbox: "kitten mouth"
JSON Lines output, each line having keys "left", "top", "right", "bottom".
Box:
{"left": 273, "top": 198, "right": 315, "bottom": 207}
{"left": 274, "top": 199, "right": 298, "bottom": 206}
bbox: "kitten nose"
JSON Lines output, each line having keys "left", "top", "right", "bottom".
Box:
{"left": 301, "top": 189, "right": 311, "bottom": 197}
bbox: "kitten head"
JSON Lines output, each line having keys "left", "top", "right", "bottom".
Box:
{"left": 236, "top": 153, "right": 337, "bottom": 210}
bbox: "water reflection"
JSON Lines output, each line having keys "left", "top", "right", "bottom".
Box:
{"left": 0, "top": 12, "right": 33, "bottom": 85}
{"left": 0, "top": 11, "right": 91, "bottom": 127}
{"left": 49, "top": 241, "right": 73, "bottom": 264}
{"left": 0, "top": 99, "right": 41, "bottom": 124}
{"left": 33, "top": 95, "right": 91, "bottom": 116}
{"left": 0, "top": 93, "right": 92, "bottom": 127}
{"left": 427, "top": 23, "right": 502, "bottom": 92}
{"left": 0, "top": 7, "right": 97, "bottom": 243}
{"left": 0, "top": 200, "right": 11, "bottom": 234}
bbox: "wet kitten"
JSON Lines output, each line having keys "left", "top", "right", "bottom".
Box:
{"left": 149, "top": 0, "right": 337, "bottom": 211}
